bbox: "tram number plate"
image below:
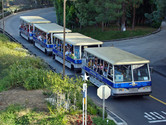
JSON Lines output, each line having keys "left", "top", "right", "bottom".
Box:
{"left": 129, "top": 88, "right": 138, "bottom": 92}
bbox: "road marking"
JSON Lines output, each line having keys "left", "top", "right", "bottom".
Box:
{"left": 149, "top": 95, "right": 166, "bottom": 105}
{"left": 144, "top": 112, "right": 156, "bottom": 120}
{"left": 154, "top": 112, "right": 165, "bottom": 119}
{"left": 149, "top": 119, "right": 166, "bottom": 123}
{"left": 144, "top": 111, "right": 166, "bottom": 124}
{"left": 162, "top": 111, "right": 166, "bottom": 115}
{"left": 150, "top": 112, "right": 162, "bottom": 119}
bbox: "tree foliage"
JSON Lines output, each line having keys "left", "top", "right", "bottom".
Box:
{"left": 145, "top": 0, "right": 166, "bottom": 28}
{"left": 53, "top": 0, "right": 77, "bottom": 27}
{"left": 53, "top": 0, "right": 165, "bottom": 30}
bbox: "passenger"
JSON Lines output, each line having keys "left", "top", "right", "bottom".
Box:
{"left": 88, "top": 59, "right": 92, "bottom": 68}
{"left": 99, "top": 63, "right": 103, "bottom": 74}
{"left": 71, "top": 53, "right": 74, "bottom": 59}
{"left": 37, "top": 33, "right": 42, "bottom": 41}
{"left": 65, "top": 49, "right": 70, "bottom": 56}
{"left": 93, "top": 62, "right": 97, "bottom": 71}
{"left": 103, "top": 69, "right": 107, "bottom": 77}
{"left": 47, "top": 37, "right": 51, "bottom": 44}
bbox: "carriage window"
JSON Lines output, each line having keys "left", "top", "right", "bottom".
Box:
{"left": 107, "top": 64, "right": 113, "bottom": 81}
{"left": 87, "top": 53, "right": 94, "bottom": 69}
{"left": 74, "top": 46, "right": 80, "bottom": 59}
{"left": 133, "top": 64, "right": 149, "bottom": 81}
{"left": 114, "top": 65, "right": 132, "bottom": 83}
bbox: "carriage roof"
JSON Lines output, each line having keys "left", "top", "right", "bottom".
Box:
{"left": 20, "top": 16, "right": 51, "bottom": 24}
{"left": 54, "top": 33, "right": 103, "bottom": 46}
{"left": 34, "top": 23, "right": 71, "bottom": 33}
{"left": 85, "top": 47, "right": 150, "bottom": 65}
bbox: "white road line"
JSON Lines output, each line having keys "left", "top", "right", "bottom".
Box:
{"left": 144, "top": 115, "right": 152, "bottom": 120}
{"left": 154, "top": 112, "right": 165, "bottom": 119}
{"left": 150, "top": 112, "right": 162, "bottom": 119}
{"left": 144, "top": 112, "right": 156, "bottom": 120}
{"left": 149, "top": 119, "right": 166, "bottom": 123}
{"left": 161, "top": 111, "right": 166, "bottom": 115}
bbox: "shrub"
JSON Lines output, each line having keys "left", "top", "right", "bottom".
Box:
{"left": 92, "top": 117, "right": 116, "bottom": 125}
{"left": 0, "top": 104, "right": 67, "bottom": 125}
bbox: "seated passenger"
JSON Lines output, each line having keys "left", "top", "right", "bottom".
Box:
{"left": 71, "top": 53, "right": 74, "bottom": 59}
{"left": 65, "top": 49, "right": 70, "bottom": 56}
{"left": 47, "top": 37, "right": 51, "bottom": 44}
{"left": 99, "top": 63, "right": 103, "bottom": 75}
{"left": 93, "top": 62, "right": 97, "bottom": 71}
{"left": 88, "top": 59, "right": 92, "bottom": 68}
{"left": 103, "top": 69, "right": 107, "bottom": 77}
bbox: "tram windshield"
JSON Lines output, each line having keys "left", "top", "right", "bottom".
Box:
{"left": 114, "top": 65, "right": 132, "bottom": 83}
{"left": 133, "top": 64, "right": 150, "bottom": 81}
{"left": 114, "top": 64, "right": 150, "bottom": 83}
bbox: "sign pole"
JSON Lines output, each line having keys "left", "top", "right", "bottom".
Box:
{"left": 85, "top": 83, "right": 87, "bottom": 125}
{"left": 103, "top": 86, "right": 105, "bottom": 120}
{"left": 83, "top": 96, "right": 84, "bottom": 125}
{"left": 83, "top": 83, "right": 87, "bottom": 125}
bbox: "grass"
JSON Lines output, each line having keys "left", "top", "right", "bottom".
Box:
{"left": 0, "top": 33, "right": 116, "bottom": 124}
{"left": 0, "top": 104, "right": 67, "bottom": 125}
{"left": 0, "top": 34, "right": 49, "bottom": 91}
{"left": 73, "top": 26, "right": 157, "bottom": 41}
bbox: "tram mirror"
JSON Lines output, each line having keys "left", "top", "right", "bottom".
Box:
{"left": 150, "top": 67, "right": 153, "bottom": 73}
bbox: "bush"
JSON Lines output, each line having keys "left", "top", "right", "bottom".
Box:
{"left": 92, "top": 117, "right": 116, "bottom": 125}
{"left": 0, "top": 33, "right": 49, "bottom": 91}
{"left": 0, "top": 104, "right": 67, "bottom": 125}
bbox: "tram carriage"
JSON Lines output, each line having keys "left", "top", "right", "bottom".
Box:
{"left": 52, "top": 33, "right": 103, "bottom": 71}
{"left": 83, "top": 47, "right": 152, "bottom": 96}
{"left": 19, "top": 16, "right": 51, "bottom": 42}
{"left": 33, "top": 23, "right": 71, "bottom": 55}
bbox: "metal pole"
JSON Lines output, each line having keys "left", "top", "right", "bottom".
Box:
{"left": 63, "top": 0, "right": 66, "bottom": 78}
{"left": 2, "top": 0, "right": 5, "bottom": 34}
{"left": 103, "top": 86, "right": 105, "bottom": 120}
{"left": 85, "top": 83, "right": 87, "bottom": 125}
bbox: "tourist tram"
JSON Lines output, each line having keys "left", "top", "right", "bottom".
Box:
{"left": 33, "top": 23, "right": 71, "bottom": 55}
{"left": 83, "top": 47, "right": 152, "bottom": 96}
{"left": 52, "top": 33, "right": 103, "bottom": 71}
{"left": 19, "top": 16, "right": 51, "bottom": 42}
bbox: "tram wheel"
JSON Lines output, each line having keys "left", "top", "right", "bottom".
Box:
{"left": 71, "top": 65, "right": 74, "bottom": 71}
{"left": 52, "top": 54, "right": 55, "bottom": 59}
{"left": 45, "top": 49, "right": 47, "bottom": 55}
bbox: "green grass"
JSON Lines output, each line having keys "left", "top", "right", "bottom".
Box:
{"left": 92, "top": 117, "right": 116, "bottom": 125}
{"left": 0, "top": 34, "right": 49, "bottom": 91}
{"left": 73, "top": 26, "right": 157, "bottom": 41}
{"left": 0, "top": 104, "right": 67, "bottom": 125}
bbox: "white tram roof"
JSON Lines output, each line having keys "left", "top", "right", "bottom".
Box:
{"left": 54, "top": 33, "right": 103, "bottom": 46}
{"left": 85, "top": 47, "right": 150, "bottom": 65}
{"left": 34, "top": 23, "right": 71, "bottom": 33}
{"left": 20, "top": 16, "right": 51, "bottom": 24}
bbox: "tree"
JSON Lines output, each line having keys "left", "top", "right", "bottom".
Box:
{"left": 131, "top": 0, "right": 143, "bottom": 29}
{"left": 145, "top": 0, "right": 166, "bottom": 28}
{"left": 121, "top": 0, "right": 128, "bottom": 31}
{"left": 53, "top": 0, "right": 77, "bottom": 28}
{"left": 90, "top": 0, "right": 123, "bottom": 31}
{"left": 74, "top": 0, "right": 97, "bottom": 28}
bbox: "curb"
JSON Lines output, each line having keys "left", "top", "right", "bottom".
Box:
{"left": 107, "top": 109, "right": 127, "bottom": 125}
{"left": 91, "top": 100, "right": 127, "bottom": 125}
{"left": 153, "top": 69, "right": 166, "bottom": 78}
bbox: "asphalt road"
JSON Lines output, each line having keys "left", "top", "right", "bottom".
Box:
{"left": 3, "top": 7, "right": 166, "bottom": 125}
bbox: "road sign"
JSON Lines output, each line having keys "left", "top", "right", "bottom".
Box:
{"left": 97, "top": 85, "right": 111, "bottom": 99}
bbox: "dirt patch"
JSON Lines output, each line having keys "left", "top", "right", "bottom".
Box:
{"left": 0, "top": 87, "right": 48, "bottom": 111}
